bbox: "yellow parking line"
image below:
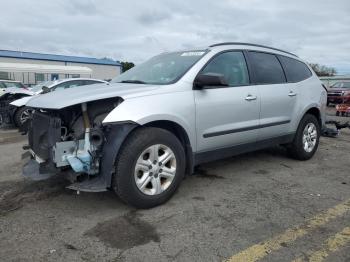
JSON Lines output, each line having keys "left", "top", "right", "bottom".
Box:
{"left": 226, "top": 199, "right": 350, "bottom": 262}
{"left": 292, "top": 227, "right": 350, "bottom": 262}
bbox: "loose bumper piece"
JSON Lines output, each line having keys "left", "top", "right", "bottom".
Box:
{"left": 22, "top": 159, "right": 56, "bottom": 181}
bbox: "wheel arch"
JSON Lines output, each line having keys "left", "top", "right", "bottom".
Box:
{"left": 296, "top": 104, "right": 323, "bottom": 130}
{"left": 304, "top": 107, "right": 322, "bottom": 127}
{"left": 100, "top": 119, "right": 195, "bottom": 190}
{"left": 143, "top": 120, "right": 194, "bottom": 175}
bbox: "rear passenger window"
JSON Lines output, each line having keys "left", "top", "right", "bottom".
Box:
{"left": 248, "top": 52, "right": 286, "bottom": 84}
{"left": 279, "top": 56, "right": 312, "bottom": 82}
{"left": 201, "top": 51, "right": 249, "bottom": 87}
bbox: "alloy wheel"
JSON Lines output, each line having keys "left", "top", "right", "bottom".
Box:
{"left": 134, "top": 144, "right": 177, "bottom": 196}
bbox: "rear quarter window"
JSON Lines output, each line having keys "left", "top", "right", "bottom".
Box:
{"left": 278, "top": 56, "right": 312, "bottom": 82}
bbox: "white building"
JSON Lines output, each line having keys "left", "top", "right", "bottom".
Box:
{"left": 0, "top": 50, "right": 122, "bottom": 85}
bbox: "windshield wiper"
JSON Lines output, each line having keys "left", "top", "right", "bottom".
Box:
{"left": 120, "top": 80, "right": 147, "bottom": 84}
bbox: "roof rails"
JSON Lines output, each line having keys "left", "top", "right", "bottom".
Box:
{"left": 209, "top": 42, "right": 298, "bottom": 57}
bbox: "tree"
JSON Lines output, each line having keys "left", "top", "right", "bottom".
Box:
{"left": 121, "top": 62, "right": 135, "bottom": 72}
{"left": 309, "top": 63, "right": 337, "bottom": 77}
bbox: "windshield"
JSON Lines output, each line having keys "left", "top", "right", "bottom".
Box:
{"left": 112, "top": 50, "right": 207, "bottom": 85}
{"left": 331, "top": 82, "right": 350, "bottom": 89}
{"left": 30, "top": 81, "right": 54, "bottom": 93}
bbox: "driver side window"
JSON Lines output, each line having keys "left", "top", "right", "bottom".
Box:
{"left": 201, "top": 51, "right": 249, "bottom": 87}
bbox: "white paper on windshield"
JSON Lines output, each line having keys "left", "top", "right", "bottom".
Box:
{"left": 181, "top": 51, "right": 205, "bottom": 57}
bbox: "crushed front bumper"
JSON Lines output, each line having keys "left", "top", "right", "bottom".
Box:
{"left": 23, "top": 110, "right": 138, "bottom": 192}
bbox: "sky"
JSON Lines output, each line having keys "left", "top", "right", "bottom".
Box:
{"left": 1, "top": 0, "right": 350, "bottom": 74}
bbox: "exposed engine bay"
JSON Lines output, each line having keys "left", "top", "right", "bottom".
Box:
{"left": 27, "top": 97, "right": 124, "bottom": 181}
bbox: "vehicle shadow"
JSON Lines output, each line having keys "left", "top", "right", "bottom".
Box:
{"left": 0, "top": 145, "right": 291, "bottom": 215}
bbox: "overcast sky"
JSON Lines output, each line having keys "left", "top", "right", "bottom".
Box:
{"left": 1, "top": 0, "right": 350, "bottom": 74}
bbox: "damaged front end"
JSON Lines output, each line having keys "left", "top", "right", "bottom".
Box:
{"left": 0, "top": 93, "right": 27, "bottom": 126}
{"left": 23, "top": 98, "right": 137, "bottom": 192}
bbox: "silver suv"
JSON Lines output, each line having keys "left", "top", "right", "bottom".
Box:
{"left": 23, "top": 43, "right": 327, "bottom": 208}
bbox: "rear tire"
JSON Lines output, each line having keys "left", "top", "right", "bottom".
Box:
{"left": 113, "top": 127, "right": 186, "bottom": 208}
{"left": 287, "top": 114, "right": 320, "bottom": 160}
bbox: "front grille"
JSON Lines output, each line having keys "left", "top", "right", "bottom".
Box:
{"left": 28, "top": 112, "right": 61, "bottom": 160}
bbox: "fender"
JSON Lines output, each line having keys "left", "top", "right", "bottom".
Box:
{"left": 102, "top": 91, "right": 197, "bottom": 150}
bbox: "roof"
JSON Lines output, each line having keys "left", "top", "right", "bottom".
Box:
{"left": 0, "top": 50, "right": 121, "bottom": 66}
{"left": 209, "top": 42, "right": 298, "bottom": 57}
{"left": 0, "top": 62, "right": 92, "bottom": 74}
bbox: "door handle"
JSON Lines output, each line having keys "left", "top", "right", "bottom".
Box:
{"left": 288, "top": 91, "right": 297, "bottom": 97}
{"left": 245, "top": 95, "right": 257, "bottom": 101}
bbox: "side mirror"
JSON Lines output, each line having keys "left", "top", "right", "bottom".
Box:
{"left": 41, "top": 86, "right": 50, "bottom": 94}
{"left": 193, "top": 73, "right": 228, "bottom": 89}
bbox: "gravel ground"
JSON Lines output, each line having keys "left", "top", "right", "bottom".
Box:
{"left": 0, "top": 108, "right": 349, "bottom": 262}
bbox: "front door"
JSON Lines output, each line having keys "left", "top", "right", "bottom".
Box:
{"left": 194, "top": 51, "right": 260, "bottom": 153}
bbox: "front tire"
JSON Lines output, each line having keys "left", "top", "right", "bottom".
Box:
{"left": 14, "top": 106, "right": 33, "bottom": 129}
{"left": 287, "top": 114, "right": 320, "bottom": 160}
{"left": 113, "top": 127, "right": 186, "bottom": 208}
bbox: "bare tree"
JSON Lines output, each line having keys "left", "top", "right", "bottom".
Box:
{"left": 309, "top": 63, "right": 337, "bottom": 77}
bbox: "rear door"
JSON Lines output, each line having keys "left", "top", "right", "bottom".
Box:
{"left": 247, "top": 51, "right": 297, "bottom": 140}
{"left": 194, "top": 51, "right": 260, "bottom": 153}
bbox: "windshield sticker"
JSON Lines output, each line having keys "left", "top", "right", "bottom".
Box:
{"left": 181, "top": 51, "right": 205, "bottom": 57}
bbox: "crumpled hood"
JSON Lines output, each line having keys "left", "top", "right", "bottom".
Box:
{"left": 10, "top": 96, "right": 34, "bottom": 107}
{"left": 26, "top": 82, "right": 162, "bottom": 109}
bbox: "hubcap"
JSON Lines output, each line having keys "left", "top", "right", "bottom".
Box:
{"left": 20, "top": 109, "right": 34, "bottom": 124}
{"left": 302, "top": 123, "right": 317, "bottom": 153}
{"left": 134, "top": 144, "right": 176, "bottom": 196}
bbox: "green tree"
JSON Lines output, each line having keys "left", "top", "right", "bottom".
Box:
{"left": 121, "top": 62, "right": 135, "bottom": 72}
{"left": 309, "top": 63, "right": 337, "bottom": 77}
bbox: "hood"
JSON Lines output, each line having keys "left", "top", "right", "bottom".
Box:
{"left": 3, "top": 87, "right": 34, "bottom": 96}
{"left": 10, "top": 96, "right": 34, "bottom": 107}
{"left": 26, "top": 82, "right": 162, "bottom": 109}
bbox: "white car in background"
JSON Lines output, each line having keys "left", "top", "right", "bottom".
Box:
{"left": 7, "top": 78, "right": 107, "bottom": 129}
{"left": 0, "top": 80, "right": 28, "bottom": 97}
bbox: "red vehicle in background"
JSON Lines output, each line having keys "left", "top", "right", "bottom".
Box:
{"left": 335, "top": 104, "right": 350, "bottom": 117}
{"left": 327, "top": 81, "right": 350, "bottom": 105}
